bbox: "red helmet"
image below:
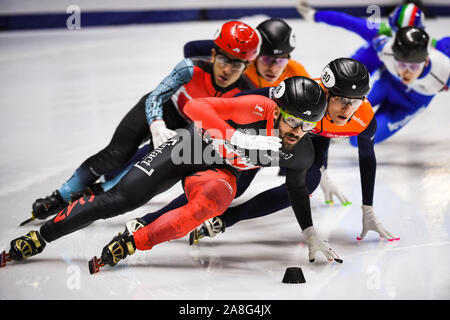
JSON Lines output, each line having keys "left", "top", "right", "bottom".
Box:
{"left": 213, "top": 21, "right": 261, "bottom": 61}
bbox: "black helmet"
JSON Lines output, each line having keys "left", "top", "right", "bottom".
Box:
{"left": 273, "top": 76, "right": 327, "bottom": 122}
{"left": 256, "top": 18, "right": 295, "bottom": 57}
{"left": 392, "top": 26, "right": 430, "bottom": 62}
{"left": 321, "top": 58, "right": 370, "bottom": 99}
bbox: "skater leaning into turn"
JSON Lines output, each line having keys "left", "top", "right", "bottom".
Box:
{"left": 297, "top": 1, "right": 450, "bottom": 145}
{"left": 24, "top": 20, "right": 259, "bottom": 225}
{"left": 2, "top": 76, "right": 342, "bottom": 271}
{"left": 350, "top": 25, "right": 449, "bottom": 146}
{"left": 293, "top": 2, "right": 449, "bottom": 207}
{"left": 296, "top": 0, "right": 450, "bottom": 75}
{"left": 124, "top": 58, "right": 398, "bottom": 247}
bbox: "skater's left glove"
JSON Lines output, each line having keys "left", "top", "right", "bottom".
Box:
{"left": 150, "top": 120, "right": 177, "bottom": 149}
{"left": 319, "top": 167, "right": 352, "bottom": 206}
{"left": 302, "top": 226, "right": 342, "bottom": 263}
{"left": 357, "top": 205, "right": 400, "bottom": 241}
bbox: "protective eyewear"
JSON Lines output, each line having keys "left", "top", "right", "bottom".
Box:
{"left": 215, "top": 53, "right": 247, "bottom": 72}
{"left": 259, "top": 55, "right": 290, "bottom": 67}
{"left": 331, "top": 95, "right": 364, "bottom": 108}
{"left": 279, "top": 108, "right": 317, "bottom": 131}
{"left": 395, "top": 60, "right": 425, "bottom": 72}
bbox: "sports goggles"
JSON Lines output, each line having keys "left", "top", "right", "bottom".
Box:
{"left": 259, "top": 55, "right": 290, "bottom": 67}
{"left": 395, "top": 60, "right": 425, "bottom": 72}
{"left": 331, "top": 95, "right": 364, "bottom": 108}
{"left": 215, "top": 53, "right": 247, "bottom": 72}
{"left": 279, "top": 108, "right": 317, "bottom": 131}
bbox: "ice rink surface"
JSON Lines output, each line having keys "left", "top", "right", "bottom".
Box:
{"left": 0, "top": 16, "right": 449, "bottom": 300}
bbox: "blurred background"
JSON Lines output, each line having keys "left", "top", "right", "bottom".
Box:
{"left": 1, "top": 0, "right": 450, "bottom": 31}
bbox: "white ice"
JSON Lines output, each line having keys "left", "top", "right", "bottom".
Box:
{"left": 0, "top": 16, "right": 449, "bottom": 300}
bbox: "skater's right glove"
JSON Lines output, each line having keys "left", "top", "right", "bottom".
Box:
{"left": 230, "top": 130, "right": 281, "bottom": 152}
{"left": 302, "top": 226, "right": 342, "bottom": 263}
{"left": 357, "top": 205, "right": 400, "bottom": 242}
{"left": 296, "top": 1, "right": 316, "bottom": 22}
{"left": 150, "top": 120, "right": 177, "bottom": 149}
{"left": 319, "top": 167, "right": 352, "bottom": 206}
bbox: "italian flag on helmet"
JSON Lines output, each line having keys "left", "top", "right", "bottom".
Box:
{"left": 388, "top": 3, "right": 425, "bottom": 32}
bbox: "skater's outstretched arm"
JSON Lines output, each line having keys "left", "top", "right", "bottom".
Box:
{"left": 146, "top": 58, "right": 194, "bottom": 148}
{"left": 296, "top": 1, "right": 380, "bottom": 41}
{"left": 145, "top": 59, "right": 194, "bottom": 125}
{"left": 357, "top": 117, "right": 377, "bottom": 206}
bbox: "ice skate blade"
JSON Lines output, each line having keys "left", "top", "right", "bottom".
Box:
{"left": 0, "top": 251, "right": 12, "bottom": 268}
{"left": 19, "top": 212, "right": 36, "bottom": 227}
{"left": 189, "top": 229, "right": 200, "bottom": 246}
{"left": 88, "top": 256, "right": 104, "bottom": 275}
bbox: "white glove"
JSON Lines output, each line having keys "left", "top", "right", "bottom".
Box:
{"left": 357, "top": 205, "right": 400, "bottom": 241}
{"left": 296, "top": 1, "right": 316, "bottom": 22}
{"left": 229, "top": 130, "right": 281, "bottom": 152}
{"left": 319, "top": 167, "right": 352, "bottom": 206}
{"left": 150, "top": 120, "right": 177, "bottom": 149}
{"left": 302, "top": 226, "right": 342, "bottom": 263}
